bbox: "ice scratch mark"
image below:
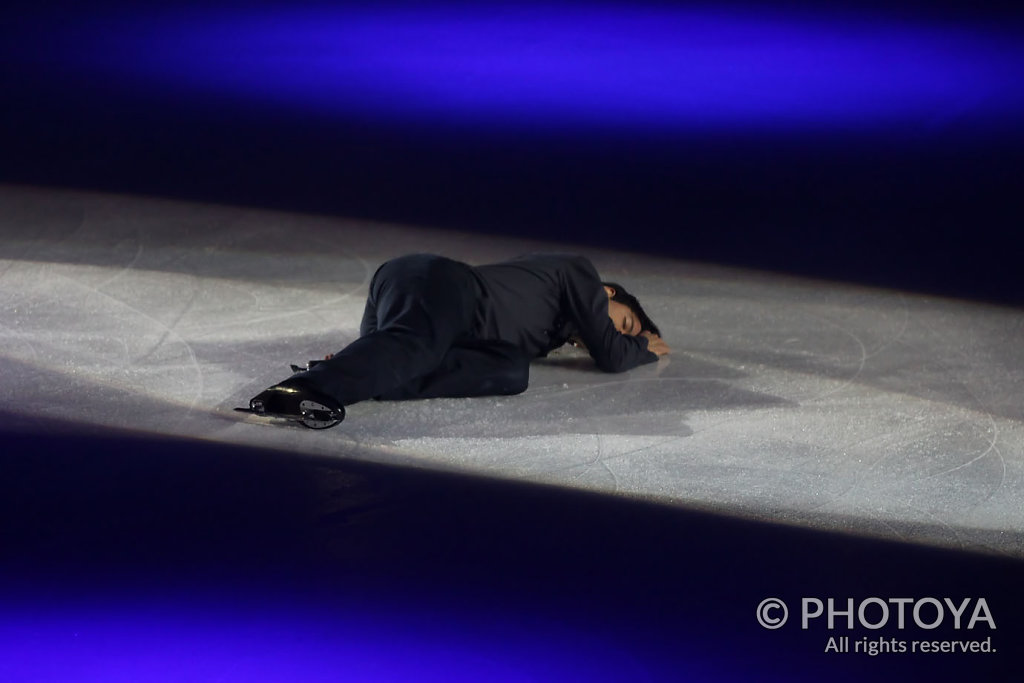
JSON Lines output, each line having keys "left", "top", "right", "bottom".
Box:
{"left": 798, "top": 309, "right": 868, "bottom": 403}
{"left": 862, "top": 293, "right": 910, "bottom": 360}
{"left": 0, "top": 194, "right": 87, "bottom": 280}
{"left": 912, "top": 313, "right": 1007, "bottom": 503}
{"left": 568, "top": 435, "right": 621, "bottom": 493}
{"left": 924, "top": 423, "right": 1001, "bottom": 480}
{"left": 93, "top": 238, "right": 145, "bottom": 291}
{"left": 51, "top": 270, "right": 205, "bottom": 418}
{"left": 192, "top": 242, "right": 373, "bottom": 336}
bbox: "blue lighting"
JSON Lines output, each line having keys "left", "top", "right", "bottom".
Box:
{"left": 45, "top": 3, "right": 1024, "bottom": 136}
{"left": 0, "top": 590, "right": 692, "bottom": 682}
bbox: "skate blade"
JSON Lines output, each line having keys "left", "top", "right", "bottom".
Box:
{"left": 235, "top": 401, "right": 342, "bottom": 430}
{"left": 298, "top": 399, "right": 343, "bottom": 430}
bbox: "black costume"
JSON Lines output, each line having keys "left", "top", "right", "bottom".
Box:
{"left": 298, "top": 253, "right": 656, "bottom": 403}
{"left": 248, "top": 254, "right": 657, "bottom": 427}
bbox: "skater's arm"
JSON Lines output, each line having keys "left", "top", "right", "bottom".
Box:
{"left": 561, "top": 257, "right": 659, "bottom": 373}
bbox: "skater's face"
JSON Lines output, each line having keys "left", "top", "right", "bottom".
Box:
{"left": 605, "top": 286, "right": 641, "bottom": 336}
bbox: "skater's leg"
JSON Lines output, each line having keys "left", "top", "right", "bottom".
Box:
{"left": 377, "top": 340, "right": 529, "bottom": 400}
{"left": 290, "top": 255, "right": 480, "bottom": 405}
{"left": 358, "top": 283, "right": 379, "bottom": 337}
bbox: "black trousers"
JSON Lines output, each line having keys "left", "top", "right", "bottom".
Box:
{"left": 292, "top": 254, "right": 529, "bottom": 406}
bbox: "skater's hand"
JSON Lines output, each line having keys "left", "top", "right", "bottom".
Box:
{"left": 641, "top": 331, "right": 671, "bottom": 356}
{"left": 324, "top": 353, "right": 334, "bottom": 360}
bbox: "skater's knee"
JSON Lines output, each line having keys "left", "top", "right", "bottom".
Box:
{"left": 474, "top": 342, "right": 529, "bottom": 395}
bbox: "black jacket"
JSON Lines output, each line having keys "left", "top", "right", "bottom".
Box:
{"left": 471, "top": 254, "right": 657, "bottom": 372}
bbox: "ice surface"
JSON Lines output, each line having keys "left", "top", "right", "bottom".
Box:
{"left": 2, "top": 184, "right": 1022, "bottom": 557}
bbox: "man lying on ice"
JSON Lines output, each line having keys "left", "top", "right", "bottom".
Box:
{"left": 246, "top": 253, "right": 670, "bottom": 429}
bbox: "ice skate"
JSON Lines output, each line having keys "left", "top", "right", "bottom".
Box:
{"left": 236, "top": 379, "right": 345, "bottom": 430}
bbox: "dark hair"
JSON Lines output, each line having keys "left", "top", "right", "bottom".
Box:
{"left": 603, "top": 281, "right": 661, "bottom": 337}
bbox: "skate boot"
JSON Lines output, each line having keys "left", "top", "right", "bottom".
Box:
{"left": 242, "top": 379, "right": 345, "bottom": 430}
